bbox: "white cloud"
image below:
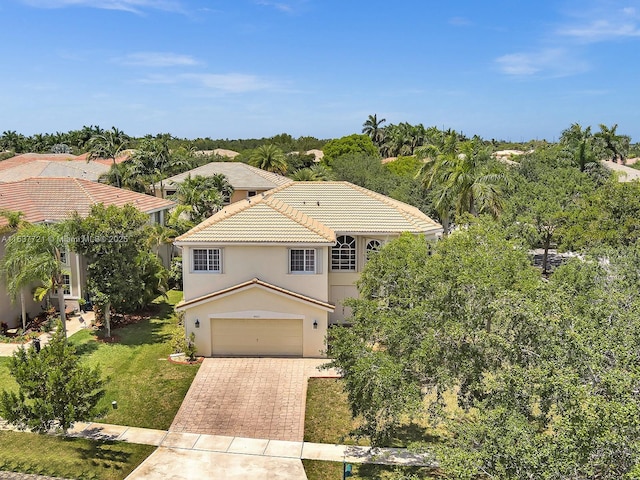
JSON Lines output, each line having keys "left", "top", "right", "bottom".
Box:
{"left": 560, "top": 20, "right": 640, "bottom": 41}
{"left": 140, "top": 73, "right": 277, "bottom": 93}
{"left": 254, "top": 0, "right": 309, "bottom": 14}
{"left": 495, "top": 48, "right": 589, "bottom": 77}
{"left": 558, "top": 4, "right": 640, "bottom": 42}
{"left": 117, "top": 52, "right": 199, "bottom": 67}
{"left": 19, "top": 0, "right": 184, "bottom": 14}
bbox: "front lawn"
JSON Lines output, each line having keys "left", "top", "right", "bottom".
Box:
{"left": 305, "top": 378, "right": 443, "bottom": 448}
{"left": 0, "top": 430, "right": 154, "bottom": 480}
{"left": 0, "top": 290, "right": 199, "bottom": 430}
{"left": 303, "top": 460, "right": 440, "bottom": 480}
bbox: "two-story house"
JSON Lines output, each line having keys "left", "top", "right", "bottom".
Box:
{"left": 0, "top": 177, "right": 175, "bottom": 327}
{"left": 175, "top": 181, "right": 442, "bottom": 358}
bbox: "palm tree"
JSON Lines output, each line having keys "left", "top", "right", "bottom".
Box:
{"left": 0, "top": 210, "right": 30, "bottom": 329}
{"left": 362, "top": 114, "right": 387, "bottom": 147}
{"left": 560, "top": 123, "right": 597, "bottom": 172}
{"left": 0, "top": 223, "right": 69, "bottom": 338}
{"left": 596, "top": 123, "right": 630, "bottom": 164}
{"left": 418, "top": 137, "right": 504, "bottom": 226}
{"left": 98, "top": 163, "right": 147, "bottom": 192}
{"left": 249, "top": 145, "right": 288, "bottom": 174}
{"left": 87, "top": 127, "right": 130, "bottom": 187}
{"left": 172, "top": 174, "right": 231, "bottom": 223}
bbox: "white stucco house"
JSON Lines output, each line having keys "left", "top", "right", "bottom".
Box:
{"left": 175, "top": 181, "right": 442, "bottom": 358}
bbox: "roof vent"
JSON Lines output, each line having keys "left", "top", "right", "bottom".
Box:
{"left": 317, "top": 201, "right": 320, "bottom": 206}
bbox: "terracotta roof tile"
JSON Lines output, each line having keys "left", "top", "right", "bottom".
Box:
{"left": 0, "top": 178, "right": 174, "bottom": 226}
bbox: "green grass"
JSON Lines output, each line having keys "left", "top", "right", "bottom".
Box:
{"left": 305, "top": 377, "right": 368, "bottom": 445}
{"left": 305, "top": 378, "right": 445, "bottom": 448}
{"left": 302, "top": 460, "right": 440, "bottom": 480}
{"left": 0, "top": 290, "right": 200, "bottom": 430}
{"left": 0, "top": 430, "right": 155, "bottom": 480}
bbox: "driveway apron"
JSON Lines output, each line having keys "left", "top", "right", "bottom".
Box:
{"left": 169, "top": 358, "right": 338, "bottom": 442}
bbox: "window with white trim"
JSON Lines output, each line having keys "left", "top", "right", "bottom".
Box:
{"left": 62, "top": 274, "right": 71, "bottom": 295}
{"left": 192, "top": 248, "right": 222, "bottom": 272}
{"left": 289, "top": 249, "right": 316, "bottom": 273}
{"left": 331, "top": 235, "right": 356, "bottom": 271}
{"left": 59, "top": 249, "right": 68, "bottom": 265}
{"left": 365, "top": 239, "right": 382, "bottom": 260}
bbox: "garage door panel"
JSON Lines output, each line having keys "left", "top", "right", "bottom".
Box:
{"left": 211, "top": 318, "right": 303, "bottom": 356}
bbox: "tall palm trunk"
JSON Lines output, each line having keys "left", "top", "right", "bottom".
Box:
{"left": 104, "top": 301, "right": 111, "bottom": 338}
{"left": 20, "top": 291, "right": 26, "bottom": 331}
{"left": 58, "top": 286, "right": 67, "bottom": 339}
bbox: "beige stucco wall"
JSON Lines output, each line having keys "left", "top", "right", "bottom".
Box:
{"left": 0, "top": 236, "right": 46, "bottom": 328}
{"left": 181, "top": 245, "right": 329, "bottom": 303}
{"left": 182, "top": 286, "right": 329, "bottom": 358}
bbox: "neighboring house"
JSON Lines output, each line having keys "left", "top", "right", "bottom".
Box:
{"left": 0, "top": 177, "right": 175, "bottom": 327}
{"left": 0, "top": 159, "right": 109, "bottom": 183}
{"left": 161, "top": 161, "right": 292, "bottom": 202}
{"left": 175, "top": 181, "right": 442, "bottom": 358}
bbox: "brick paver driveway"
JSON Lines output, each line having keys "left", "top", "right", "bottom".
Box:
{"left": 169, "top": 358, "right": 339, "bottom": 442}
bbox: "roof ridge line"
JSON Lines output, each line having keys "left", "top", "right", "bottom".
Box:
{"left": 264, "top": 196, "right": 335, "bottom": 242}
{"left": 346, "top": 182, "right": 436, "bottom": 229}
{"left": 176, "top": 194, "right": 270, "bottom": 240}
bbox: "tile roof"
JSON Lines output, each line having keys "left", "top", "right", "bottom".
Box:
{"left": 164, "top": 162, "right": 292, "bottom": 191}
{"left": 175, "top": 193, "right": 335, "bottom": 244}
{"left": 176, "top": 277, "right": 335, "bottom": 311}
{"left": 267, "top": 181, "right": 442, "bottom": 234}
{"left": 0, "top": 160, "right": 109, "bottom": 183}
{"left": 176, "top": 181, "right": 442, "bottom": 244}
{"left": 0, "top": 178, "right": 174, "bottom": 226}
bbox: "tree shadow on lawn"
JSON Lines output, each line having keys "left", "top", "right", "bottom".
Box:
{"left": 390, "top": 423, "right": 442, "bottom": 447}
{"left": 94, "top": 298, "right": 178, "bottom": 347}
{"left": 356, "top": 464, "right": 441, "bottom": 479}
{"left": 73, "top": 440, "right": 131, "bottom": 470}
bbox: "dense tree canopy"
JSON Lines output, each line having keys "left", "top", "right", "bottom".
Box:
{"left": 329, "top": 219, "right": 640, "bottom": 478}
{"left": 66, "top": 204, "right": 168, "bottom": 337}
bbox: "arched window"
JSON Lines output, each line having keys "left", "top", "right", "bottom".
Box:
{"left": 365, "top": 239, "right": 381, "bottom": 260}
{"left": 332, "top": 235, "right": 356, "bottom": 271}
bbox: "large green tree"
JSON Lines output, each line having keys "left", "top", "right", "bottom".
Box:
{"left": 0, "top": 324, "right": 104, "bottom": 434}
{"left": 322, "top": 134, "right": 378, "bottom": 165}
{"left": 329, "top": 219, "right": 640, "bottom": 477}
{"left": 66, "top": 204, "right": 168, "bottom": 337}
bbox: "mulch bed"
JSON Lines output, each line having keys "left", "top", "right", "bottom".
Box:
{"left": 93, "top": 334, "right": 122, "bottom": 344}
{"left": 167, "top": 356, "right": 204, "bottom": 365}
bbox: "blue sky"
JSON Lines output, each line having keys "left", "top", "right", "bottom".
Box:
{"left": 1, "top": 0, "right": 639, "bottom": 142}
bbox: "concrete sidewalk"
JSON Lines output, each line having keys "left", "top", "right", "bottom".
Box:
{"left": 68, "top": 421, "right": 434, "bottom": 467}
{"left": 0, "top": 314, "right": 91, "bottom": 357}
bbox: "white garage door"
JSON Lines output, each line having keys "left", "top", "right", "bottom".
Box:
{"left": 211, "top": 318, "right": 303, "bottom": 356}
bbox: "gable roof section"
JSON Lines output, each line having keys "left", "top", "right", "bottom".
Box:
{"left": 175, "top": 194, "right": 335, "bottom": 244}
{"left": 0, "top": 178, "right": 175, "bottom": 226}
{"left": 267, "top": 181, "right": 442, "bottom": 234}
{"left": 176, "top": 277, "right": 335, "bottom": 311}
{"left": 164, "top": 162, "right": 292, "bottom": 191}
